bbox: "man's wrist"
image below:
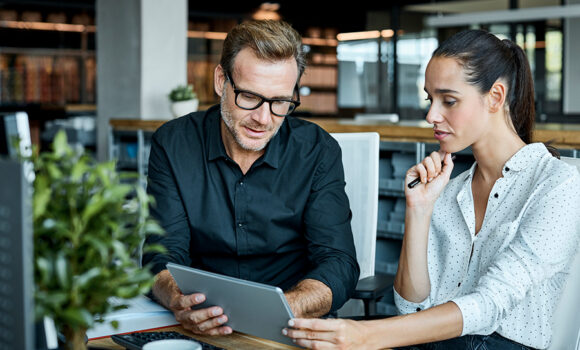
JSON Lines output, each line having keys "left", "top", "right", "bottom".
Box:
{"left": 152, "top": 269, "right": 180, "bottom": 310}
{"left": 285, "top": 279, "right": 332, "bottom": 318}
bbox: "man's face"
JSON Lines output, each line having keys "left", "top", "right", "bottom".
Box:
{"left": 215, "top": 48, "right": 299, "bottom": 153}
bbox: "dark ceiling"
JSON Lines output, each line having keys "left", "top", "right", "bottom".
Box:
{"left": 0, "top": 0, "right": 451, "bottom": 34}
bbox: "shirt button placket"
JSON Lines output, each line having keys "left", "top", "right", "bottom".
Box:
{"left": 234, "top": 177, "right": 247, "bottom": 255}
{"left": 234, "top": 176, "right": 250, "bottom": 279}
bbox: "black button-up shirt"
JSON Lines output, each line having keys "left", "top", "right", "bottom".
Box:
{"left": 143, "top": 105, "right": 359, "bottom": 311}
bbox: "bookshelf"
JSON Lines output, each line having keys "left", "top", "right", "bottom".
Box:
{"left": 0, "top": 48, "right": 96, "bottom": 106}
{"left": 0, "top": 15, "right": 96, "bottom": 107}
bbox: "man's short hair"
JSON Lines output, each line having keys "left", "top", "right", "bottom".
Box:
{"left": 220, "top": 20, "right": 306, "bottom": 83}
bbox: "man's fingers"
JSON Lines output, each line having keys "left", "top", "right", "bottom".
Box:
{"left": 170, "top": 293, "right": 206, "bottom": 310}
{"left": 194, "top": 314, "right": 228, "bottom": 332}
{"left": 188, "top": 307, "right": 224, "bottom": 324}
{"left": 176, "top": 307, "right": 231, "bottom": 335}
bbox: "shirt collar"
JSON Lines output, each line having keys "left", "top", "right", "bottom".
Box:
{"left": 206, "top": 104, "right": 282, "bottom": 169}
{"left": 461, "top": 142, "right": 548, "bottom": 182}
{"left": 503, "top": 142, "right": 548, "bottom": 173}
{"left": 206, "top": 105, "right": 226, "bottom": 162}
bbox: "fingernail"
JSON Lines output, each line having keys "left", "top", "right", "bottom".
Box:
{"left": 282, "top": 328, "right": 288, "bottom": 335}
{"left": 212, "top": 308, "right": 221, "bottom": 316}
{"left": 218, "top": 316, "right": 227, "bottom": 323}
{"left": 195, "top": 295, "right": 203, "bottom": 302}
{"left": 224, "top": 328, "right": 232, "bottom": 335}
{"left": 288, "top": 319, "right": 295, "bottom": 327}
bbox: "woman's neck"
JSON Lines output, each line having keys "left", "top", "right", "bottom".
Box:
{"left": 471, "top": 121, "right": 526, "bottom": 184}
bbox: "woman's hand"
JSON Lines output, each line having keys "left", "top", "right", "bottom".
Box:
{"left": 405, "top": 152, "right": 454, "bottom": 208}
{"left": 283, "top": 318, "right": 372, "bottom": 350}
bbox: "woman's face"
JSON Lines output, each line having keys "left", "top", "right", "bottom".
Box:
{"left": 424, "top": 57, "right": 489, "bottom": 154}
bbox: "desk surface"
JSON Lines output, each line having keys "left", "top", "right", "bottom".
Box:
{"left": 109, "top": 118, "right": 580, "bottom": 149}
{"left": 88, "top": 325, "right": 301, "bottom": 350}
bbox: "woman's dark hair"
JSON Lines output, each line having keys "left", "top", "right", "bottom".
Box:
{"left": 433, "top": 30, "right": 540, "bottom": 145}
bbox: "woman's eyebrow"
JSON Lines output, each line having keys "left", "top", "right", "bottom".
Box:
{"left": 424, "top": 87, "right": 460, "bottom": 95}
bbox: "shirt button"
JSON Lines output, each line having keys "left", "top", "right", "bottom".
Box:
{"left": 494, "top": 193, "right": 499, "bottom": 198}
{"left": 416, "top": 307, "right": 421, "bottom": 312}
{"left": 458, "top": 282, "right": 461, "bottom": 287}
{"left": 238, "top": 223, "right": 243, "bottom": 227}
{"left": 505, "top": 167, "right": 510, "bottom": 172}
{"left": 239, "top": 181, "right": 243, "bottom": 185}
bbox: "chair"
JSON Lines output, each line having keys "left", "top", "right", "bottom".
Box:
{"left": 331, "top": 132, "right": 394, "bottom": 317}
{"left": 548, "top": 156, "right": 580, "bottom": 350}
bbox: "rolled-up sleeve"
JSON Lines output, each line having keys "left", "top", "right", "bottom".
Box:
{"left": 142, "top": 131, "right": 192, "bottom": 275}
{"left": 452, "top": 174, "right": 580, "bottom": 336}
{"left": 302, "top": 138, "right": 360, "bottom": 312}
{"left": 394, "top": 287, "right": 432, "bottom": 314}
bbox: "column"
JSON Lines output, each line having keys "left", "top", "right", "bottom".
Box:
{"left": 96, "top": 0, "right": 187, "bottom": 160}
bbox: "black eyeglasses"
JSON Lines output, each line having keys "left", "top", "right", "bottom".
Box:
{"left": 225, "top": 72, "right": 300, "bottom": 117}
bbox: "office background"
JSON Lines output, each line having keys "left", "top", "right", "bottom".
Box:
{"left": 1, "top": 0, "right": 580, "bottom": 317}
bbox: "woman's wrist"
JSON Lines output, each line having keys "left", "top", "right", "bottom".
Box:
{"left": 405, "top": 202, "right": 434, "bottom": 218}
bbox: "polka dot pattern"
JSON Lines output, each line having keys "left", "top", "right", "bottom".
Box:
{"left": 394, "top": 143, "right": 580, "bottom": 349}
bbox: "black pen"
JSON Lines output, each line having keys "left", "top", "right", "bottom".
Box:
{"left": 407, "top": 154, "right": 455, "bottom": 189}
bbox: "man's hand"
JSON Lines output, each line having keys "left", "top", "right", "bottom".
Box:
{"left": 168, "top": 293, "right": 232, "bottom": 335}
{"left": 152, "top": 270, "right": 232, "bottom": 335}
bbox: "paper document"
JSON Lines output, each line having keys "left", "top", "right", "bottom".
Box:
{"left": 86, "top": 295, "right": 178, "bottom": 339}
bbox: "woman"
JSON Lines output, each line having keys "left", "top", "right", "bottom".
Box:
{"left": 283, "top": 29, "right": 580, "bottom": 349}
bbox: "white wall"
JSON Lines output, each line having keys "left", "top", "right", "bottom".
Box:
{"left": 96, "top": 0, "right": 187, "bottom": 161}
{"left": 564, "top": 0, "right": 580, "bottom": 114}
{"left": 140, "top": 0, "right": 188, "bottom": 120}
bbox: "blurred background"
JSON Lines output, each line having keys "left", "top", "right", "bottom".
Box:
{"left": 0, "top": 0, "right": 578, "bottom": 158}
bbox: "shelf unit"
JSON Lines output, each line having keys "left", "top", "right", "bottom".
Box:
{"left": 0, "top": 17, "right": 96, "bottom": 107}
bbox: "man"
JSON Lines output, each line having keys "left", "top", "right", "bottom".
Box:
{"left": 143, "top": 20, "right": 359, "bottom": 336}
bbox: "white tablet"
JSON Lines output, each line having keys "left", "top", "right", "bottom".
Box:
{"left": 166, "top": 262, "right": 297, "bottom": 347}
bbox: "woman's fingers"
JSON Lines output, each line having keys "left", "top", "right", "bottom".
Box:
{"left": 284, "top": 327, "right": 335, "bottom": 342}
{"left": 289, "top": 318, "right": 341, "bottom": 332}
{"left": 294, "top": 339, "right": 333, "bottom": 349}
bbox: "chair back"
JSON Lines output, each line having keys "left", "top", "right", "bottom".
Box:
{"left": 330, "top": 132, "right": 380, "bottom": 280}
{"left": 548, "top": 156, "right": 580, "bottom": 350}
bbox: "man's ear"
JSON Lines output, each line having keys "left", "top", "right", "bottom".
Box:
{"left": 488, "top": 80, "right": 507, "bottom": 114}
{"left": 214, "top": 65, "right": 226, "bottom": 97}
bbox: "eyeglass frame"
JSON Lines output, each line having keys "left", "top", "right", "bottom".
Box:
{"left": 225, "top": 71, "right": 301, "bottom": 117}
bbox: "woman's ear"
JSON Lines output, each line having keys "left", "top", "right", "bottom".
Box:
{"left": 487, "top": 80, "right": 507, "bottom": 114}
{"left": 214, "top": 65, "right": 226, "bottom": 97}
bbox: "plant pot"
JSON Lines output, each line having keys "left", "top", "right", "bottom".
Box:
{"left": 171, "top": 99, "right": 199, "bottom": 118}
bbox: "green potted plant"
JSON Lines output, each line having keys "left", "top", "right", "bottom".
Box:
{"left": 169, "top": 84, "right": 199, "bottom": 118}
{"left": 31, "top": 130, "right": 164, "bottom": 350}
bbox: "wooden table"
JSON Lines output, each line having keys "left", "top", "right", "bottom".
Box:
{"left": 88, "top": 325, "right": 301, "bottom": 350}
{"left": 109, "top": 118, "right": 580, "bottom": 149}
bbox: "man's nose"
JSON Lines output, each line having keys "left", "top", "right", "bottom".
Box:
{"left": 252, "top": 102, "right": 272, "bottom": 124}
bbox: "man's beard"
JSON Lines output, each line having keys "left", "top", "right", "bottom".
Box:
{"left": 220, "top": 90, "right": 281, "bottom": 152}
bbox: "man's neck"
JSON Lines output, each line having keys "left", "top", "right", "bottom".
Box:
{"left": 220, "top": 121, "right": 264, "bottom": 175}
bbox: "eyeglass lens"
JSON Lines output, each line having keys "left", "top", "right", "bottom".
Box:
{"left": 235, "top": 91, "right": 297, "bottom": 116}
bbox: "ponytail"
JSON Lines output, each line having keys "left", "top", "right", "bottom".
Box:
{"left": 433, "top": 30, "right": 559, "bottom": 157}
{"left": 502, "top": 39, "right": 534, "bottom": 145}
